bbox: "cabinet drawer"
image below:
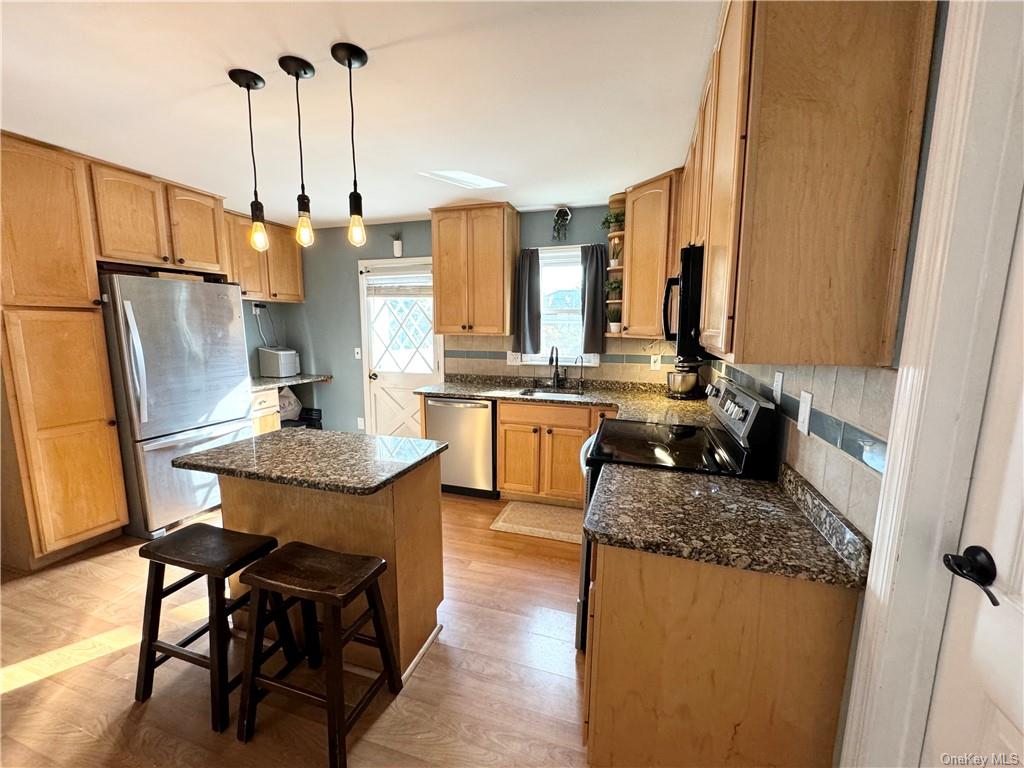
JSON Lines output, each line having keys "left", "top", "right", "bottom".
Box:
{"left": 591, "top": 407, "right": 618, "bottom": 431}
{"left": 498, "top": 401, "right": 591, "bottom": 430}
{"left": 252, "top": 390, "right": 279, "bottom": 412}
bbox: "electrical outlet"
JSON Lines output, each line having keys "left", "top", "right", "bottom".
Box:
{"left": 353, "top": 347, "right": 362, "bottom": 360}
{"left": 798, "top": 390, "right": 812, "bottom": 435}
{"left": 356, "top": 417, "right": 365, "bottom": 430}
{"left": 773, "top": 371, "right": 784, "bottom": 404}
{"left": 507, "top": 351, "right": 522, "bottom": 366}
{"left": 650, "top": 354, "right": 661, "bottom": 371}
{"left": 251, "top": 303, "right": 261, "bottom": 316}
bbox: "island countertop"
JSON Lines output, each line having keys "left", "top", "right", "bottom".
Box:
{"left": 172, "top": 428, "right": 447, "bottom": 496}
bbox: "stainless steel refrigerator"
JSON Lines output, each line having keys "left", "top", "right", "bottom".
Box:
{"left": 101, "top": 274, "right": 253, "bottom": 538}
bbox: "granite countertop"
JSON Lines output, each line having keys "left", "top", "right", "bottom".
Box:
{"left": 172, "top": 428, "right": 447, "bottom": 496}
{"left": 251, "top": 373, "right": 333, "bottom": 392}
{"left": 584, "top": 464, "right": 868, "bottom": 589}
{"left": 416, "top": 378, "right": 712, "bottom": 426}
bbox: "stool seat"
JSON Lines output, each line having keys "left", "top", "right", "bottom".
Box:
{"left": 240, "top": 542, "right": 385, "bottom": 607}
{"left": 140, "top": 523, "right": 277, "bottom": 578}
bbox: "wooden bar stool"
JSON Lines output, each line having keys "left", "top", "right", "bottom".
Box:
{"left": 236, "top": 541, "right": 403, "bottom": 768}
{"left": 135, "top": 523, "right": 301, "bottom": 732}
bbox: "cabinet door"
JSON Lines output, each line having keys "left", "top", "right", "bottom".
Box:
{"left": 701, "top": 2, "right": 752, "bottom": 356}
{"left": 497, "top": 422, "right": 541, "bottom": 494}
{"left": 91, "top": 164, "right": 171, "bottom": 265}
{"left": 467, "top": 206, "right": 507, "bottom": 334}
{"left": 432, "top": 209, "right": 470, "bottom": 333}
{"left": 167, "top": 185, "right": 226, "bottom": 272}
{"left": 266, "top": 224, "right": 304, "bottom": 302}
{"left": 1, "top": 137, "right": 100, "bottom": 308}
{"left": 253, "top": 410, "right": 281, "bottom": 435}
{"left": 2, "top": 309, "right": 127, "bottom": 554}
{"left": 696, "top": 75, "right": 715, "bottom": 247}
{"left": 622, "top": 175, "right": 671, "bottom": 337}
{"left": 226, "top": 213, "right": 270, "bottom": 299}
{"left": 541, "top": 426, "right": 589, "bottom": 501}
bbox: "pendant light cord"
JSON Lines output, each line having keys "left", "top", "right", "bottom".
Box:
{"left": 295, "top": 77, "right": 306, "bottom": 195}
{"left": 349, "top": 63, "right": 358, "bottom": 192}
{"left": 246, "top": 86, "right": 259, "bottom": 202}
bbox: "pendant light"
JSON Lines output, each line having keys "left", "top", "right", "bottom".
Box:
{"left": 279, "top": 55, "right": 316, "bottom": 247}
{"left": 228, "top": 68, "right": 269, "bottom": 252}
{"left": 331, "top": 42, "right": 369, "bottom": 247}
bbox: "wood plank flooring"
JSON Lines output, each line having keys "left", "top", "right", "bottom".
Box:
{"left": 0, "top": 495, "right": 586, "bottom": 767}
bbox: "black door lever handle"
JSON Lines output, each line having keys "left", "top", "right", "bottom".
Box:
{"left": 942, "top": 545, "right": 999, "bottom": 606}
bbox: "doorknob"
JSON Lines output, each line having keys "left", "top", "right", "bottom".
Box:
{"left": 368, "top": 372, "right": 379, "bottom": 381}
{"left": 942, "top": 545, "right": 999, "bottom": 606}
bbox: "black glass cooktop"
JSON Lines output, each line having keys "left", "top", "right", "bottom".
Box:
{"left": 586, "top": 419, "right": 741, "bottom": 475}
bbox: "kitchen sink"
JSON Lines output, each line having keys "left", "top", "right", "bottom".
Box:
{"left": 518, "top": 388, "right": 587, "bottom": 400}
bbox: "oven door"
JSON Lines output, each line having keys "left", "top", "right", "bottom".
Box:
{"left": 576, "top": 433, "right": 600, "bottom": 651}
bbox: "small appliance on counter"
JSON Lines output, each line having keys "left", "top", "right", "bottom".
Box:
{"left": 663, "top": 244, "right": 711, "bottom": 399}
{"left": 258, "top": 346, "right": 300, "bottom": 378}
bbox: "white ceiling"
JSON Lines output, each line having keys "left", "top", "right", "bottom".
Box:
{"left": 1, "top": 2, "right": 720, "bottom": 226}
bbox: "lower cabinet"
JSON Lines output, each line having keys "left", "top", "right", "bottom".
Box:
{"left": 252, "top": 389, "right": 281, "bottom": 435}
{"left": 1, "top": 308, "right": 128, "bottom": 569}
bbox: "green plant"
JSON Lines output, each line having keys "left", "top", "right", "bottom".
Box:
{"left": 610, "top": 242, "right": 623, "bottom": 261}
{"left": 607, "top": 306, "right": 622, "bottom": 323}
{"left": 605, "top": 278, "right": 622, "bottom": 295}
{"left": 390, "top": 230, "right": 402, "bottom": 241}
{"left": 601, "top": 210, "right": 625, "bottom": 231}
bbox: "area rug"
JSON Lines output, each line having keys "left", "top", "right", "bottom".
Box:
{"left": 489, "top": 501, "right": 584, "bottom": 544}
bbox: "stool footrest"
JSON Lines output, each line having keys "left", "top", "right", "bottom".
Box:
{"left": 255, "top": 675, "right": 327, "bottom": 709}
{"left": 161, "top": 571, "right": 202, "bottom": 599}
{"left": 339, "top": 607, "right": 374, "bottom": 645}
{"left": 152, "top": 640, "right": 210, "bottom": 670}
{"left": 346, "top": 671, "right": 388, "bottom": 731}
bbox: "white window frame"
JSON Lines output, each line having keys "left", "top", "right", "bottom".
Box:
{"left": 517, "top": 244, "right": 600, "bottom": 367}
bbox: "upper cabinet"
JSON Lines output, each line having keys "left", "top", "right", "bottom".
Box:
{"left": 687, "top": 0, "right": 935, "bottom": 365}
{"left": 91, "top": 164, "right": 172, "bottom": 265}
{"left": 226, "top": 212, "right": 270, "bottom": 300}
{"left": 265, "top": 223, "right": 304, "bottom": 302}
{"left": 622, "top": 173, "right": 673, "bottom": 338}
{"left": 431, "top": 202, "right": 518, "bottom": 335}
{"left": 166, "top": 185, "right": 227, "bottom": 272}
{"left": 1, "top": 136, "right": 100, "bottom": 308}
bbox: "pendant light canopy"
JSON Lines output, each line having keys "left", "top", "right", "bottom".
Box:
{"left": 331, "top": 42, "right": 369, "bottom": 247}
{"left": 279, "top": 55, "right": 316, "bottom": 247}
{"left": 228, "top": 68, "right": 269, "bottom": 253}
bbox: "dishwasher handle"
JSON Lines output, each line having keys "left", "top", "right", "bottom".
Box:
{"left": 425, "top": 398, "right": 491, "bottom": 409}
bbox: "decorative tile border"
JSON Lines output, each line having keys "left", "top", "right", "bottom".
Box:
{"left": 714, "top": 361, "right": 888, "bottom": 474}
{"left": 779, "top": 463, "right": 870, "bottom": 582}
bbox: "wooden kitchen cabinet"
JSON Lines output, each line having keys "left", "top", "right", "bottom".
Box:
{"left": 621, "top": 173, "right": 672, "bottom": 338}
{"left": 497, "top": 422, "right": 541, "bottom": 494}
{"left": 1, "top": 309, "right": 128, "bottom": 567}
{"left": 1, "top": 136, "right": 101, "bottom": 309}
{"left": 252, "top": 390, "right": 281, "bottom": 435}
{"left": 166, "top": 184, "right": 227, "bottom": 272}
{"left": 584, "top": 543, "right": 859, "bottom": 767}
{"left": 266, "top": 223, "right": 304, "bottom": 302}
{"left": 431, "top": 202, "right": 518, "bottom": 335}
{"left": 226, "top": 212, "right": 270, "bottom": 299}
{"left": 91, "top": 164, "right": 172, "bottom": 265}
{"left": 696, "top": 73, "right": 715, "bottom": 248}
{"left": 540, "top": 426, "right": 589, "bottom": 500}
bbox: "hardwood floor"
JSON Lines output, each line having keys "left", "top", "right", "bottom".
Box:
{"left": 0, "top": 495, "right": 586, "bottom": 767}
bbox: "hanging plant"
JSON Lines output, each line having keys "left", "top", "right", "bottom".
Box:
{"left": 601, "top": 210, "right": 625, "bottom": 232}
{"left": 391, "top": 230, "right": 403, "bottom": 258}
{"left": 552, "top": 207, "right": 572, "bottom": 241}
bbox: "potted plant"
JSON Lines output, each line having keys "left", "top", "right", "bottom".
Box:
{"left": 601, "top": 210, "right": 625, "bottom": 233}
{"left": 609, "top": 240, "right": 623, "bottom": 268}
{"left": 391, "top": 230, "right": 403, "bottom": 258}
{"left": 605, "top": 278, "right": 623, "bottom": 301}
{"left": 607, "top": 306, "right": 622, "bottom": 334}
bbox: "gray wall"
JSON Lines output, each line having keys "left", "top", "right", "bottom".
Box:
{"left": 250, "top": 206, "right": 606, "bottom": 431}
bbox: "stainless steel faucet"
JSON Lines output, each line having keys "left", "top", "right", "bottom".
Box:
{"left": 573, "top": 355, "right": 585, "bottom": 393}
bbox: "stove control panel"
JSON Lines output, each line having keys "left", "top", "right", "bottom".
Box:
{"left": 708, "top": 377, "right": 775, "bottom": 446}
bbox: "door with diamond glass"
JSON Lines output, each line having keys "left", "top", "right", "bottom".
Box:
{"left": 359, "top": 258, "right": 443, "bottom": 436}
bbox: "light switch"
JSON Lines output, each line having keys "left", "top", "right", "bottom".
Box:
{"left": 356, "top": 417, "right": 365, "bottom": 430}
{"left": 650, "top": 355, "right": 661, "bottom": 371}
{"left": 353, "top": 347, "right": 362, "bottom": 360}
{"left": 798, "top": 390, "right": 812, "bottom": 435}
{"left": 773, "top": 371, "right": 784, "bottom": 404}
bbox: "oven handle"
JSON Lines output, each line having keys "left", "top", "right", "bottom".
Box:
{"left": 580, "top": 433, "right": 597, "bottom": 476}
{"left": 662, "top": 275, "right": 679, "bottom": 342}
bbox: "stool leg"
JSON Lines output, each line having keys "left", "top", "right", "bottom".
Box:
{"left": 269, "top": 591, "right": 302, "bottom": 666}
{"left": 367, "top": 582, "right": 403, "bottom": 694}
{"left": 301, "top": 600, "right": 322, "bottom": 669}
{"left": 207, "top": 576, "right": 230, "bottom": 732}
{"left": 135, "top": 561, "right": 165, "bottom": 702}
{"left": 323, "top": 606, "right": 348, "bottom": 768}
{"left": 237, "top": 588, "right": 267, "bottom": 743}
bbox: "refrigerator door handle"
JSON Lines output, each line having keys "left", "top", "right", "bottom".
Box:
{"left": 123, "top": 300, "right": 149, "bottom": 424}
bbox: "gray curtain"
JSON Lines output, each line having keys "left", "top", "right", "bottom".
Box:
{"left": 511, "top": 248, "right": 542, "bottom": 354}
{"left": 581, "top": 243, "right": 608, "bottom": 354}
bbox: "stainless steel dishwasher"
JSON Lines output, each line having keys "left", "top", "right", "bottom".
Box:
{"left": 423, "top": 397, "right": 497, "bottom": 497}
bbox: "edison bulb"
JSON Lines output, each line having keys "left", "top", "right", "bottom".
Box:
{"left": 348, "top": 215, "right": 367, "bottom": 247}
{"left": 249, "top": 221, "right": 270, "bottom": 252}
{"left": 295, "top": 214, "right": 315, "bottom": 247}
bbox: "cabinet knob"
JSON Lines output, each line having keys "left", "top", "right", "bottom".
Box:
{"left": 241, "top": 290, "right": 248, "bottom": 296}
{"left": 161, "top": 256, "right": 170, "bottom": 262}
{"left": 532, "top": 427, "right": 539, "bottom": 434}
{"left": 177, "top": 258, "right": 185, "bottom": 264}
{"left": 272, "top": 292, "right": 278, "bottom": 297}
{"left": 92, "top": 299, "right": 102, "bottom": 306}
{"left": 623, "top": 325, "right": 629, "bottom": 331}
{"left": 468, "top": 324, "right": 474, "bottom": 330}
{"left": 107, "top": 419, "right": 117, "bottom": 427}
{"left": 546, "top": 428, "right": 552, "bottom": 434}
{"left": 461, "top": 324, "right": 467, "bottom": 330}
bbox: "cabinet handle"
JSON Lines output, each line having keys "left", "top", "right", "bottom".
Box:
{"left": 532, "top": 427, "right": 539, "bottom": 434}
{"left": 546, "top": 428, "right": 552, "bottom": 434}
{"left": 177, "top": 258, "right": 185, "bottom": 264}
{"left": 162, "top": 256, "right": 170, "bottom": 262}
{"left": 107, "top": 419, "right": 117, "bottom": 427}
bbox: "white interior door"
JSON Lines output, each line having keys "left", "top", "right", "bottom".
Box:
{"left": 921, "top": 225, "right": 1023, "bottom": 764}
{"left": 359, "top": 258, "right": 443, "bottom": 436}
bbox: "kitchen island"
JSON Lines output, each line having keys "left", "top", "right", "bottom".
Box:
{"left": 172, "top": 428, "right": 447, "bottom": 679}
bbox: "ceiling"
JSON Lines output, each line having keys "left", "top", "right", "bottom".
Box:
{"left": 1, "top": 2, "right": 720, "bottom": 226}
